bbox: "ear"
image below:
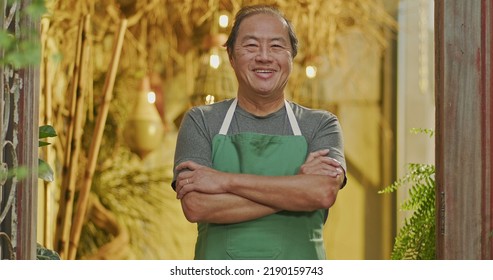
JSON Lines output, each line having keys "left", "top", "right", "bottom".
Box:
{"left": 227, "top": 49, "right": 235, "bottom": 66}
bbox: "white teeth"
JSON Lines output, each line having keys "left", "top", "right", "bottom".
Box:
{"left": 255, "top": 70, "right": 272, "bottom": 73}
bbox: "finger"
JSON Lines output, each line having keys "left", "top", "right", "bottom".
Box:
{"left": 175, "top": 161, "right": 192, "bottom": 171}
{"left": 176, "top": 160, "right": 200, "bottom": 172}
{"left": 305, "top": 149, "right": 330, "bottom": 163}
{"left": 313, "top": 149, "right": 330, "bottom": 158}
{"left": 329, "top": 170, "right": 342, "bottom": 177}
{"left": 320, "top": 161, "right": 344, "bottom": 175}
{"left": 304, "top": 152, "right": 317, "bottom": 163}
{"left": 176, "top": 169, "right": 193, "bottom": 188}
{"left": 329, "top": 157, "right": 342, "bottom": 166}
{"left": 316, "top": 157, "right": 342, "bottom": 168}
{"left": 174, "top": 178, "right": 186, "bottom": 194}
{"left": 176, "top": 169, "right": 191, "bottom": 179}
{"left": 303, "top": 162, "right": 344, "bottom": 177}
{"left": 177, "top": 178, "right": 192, "bottom": 199}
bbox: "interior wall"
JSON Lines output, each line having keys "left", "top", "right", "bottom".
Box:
{"left": 320, "top": 27, "right": 396, "bottom": 259}
{"left": 396, "top": 0, "right": 436, "bottom": 227}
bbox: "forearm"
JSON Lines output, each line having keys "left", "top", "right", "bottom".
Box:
{"left": 175, "top": 155, "right": 344, "bottom": 215}
{"left": 227, "top": 173, "right": 342, "bottom": 212}
{"left": 181, "top": 191, "right": 280, "bottom": 224}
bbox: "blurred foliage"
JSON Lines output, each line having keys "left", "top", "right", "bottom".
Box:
{"left": 379, "top": 130, "right": 436, "bottom": 260}
{"left": 0, "top": 0, "right": 46, "bottom": 68}
{"left": 0, "top": 1, "right": 54, "bottom": 181}
{"left": 0, "top": 125, "right": 57, "bottom": 182}
{"left": 38, "top": 125, "right": 57, "bottom": 181}
{"left": 77, "top": 148, "right": 177, "bottom": 259}
{"left": 410, "top": 127, "right": 434, "bottom": 138}
{"left": 36, "top": 242, "right": 61, "bottom": 260}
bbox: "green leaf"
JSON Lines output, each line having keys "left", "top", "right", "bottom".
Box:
{"left": 39, "top": 125, "right": 57, "bottom": 147}
{"left": 38, "top": 159, "right": 54, "bottom": 182}
{"left": 37, "top": 243, "right": 61, "bottom": 260}
{"left": 380, "top": 162, "right": 436, "bottom": 259}
{"left": 38, "top": 140, "right": 50, "bottom": 147}
{"left": 38, "top": 125, "right": 57, "bottom": 181}
{"left": 39, "top": 125, "right": 57, "bottom": 139}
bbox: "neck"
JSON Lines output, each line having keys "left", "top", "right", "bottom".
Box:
{"left": 236, "top": 95, "right": 285, "bottom": 117}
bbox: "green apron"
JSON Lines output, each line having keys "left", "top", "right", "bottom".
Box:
{"left": 194, "top": 99, "right": 326, "bottom": 260}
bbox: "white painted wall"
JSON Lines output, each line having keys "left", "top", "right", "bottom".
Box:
{"left": 396, "top": 0, "right": 436, "bottom": 226}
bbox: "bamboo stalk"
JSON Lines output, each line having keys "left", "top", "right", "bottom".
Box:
{"left": 58, "top": 13, "right": 92, "bottom": 259}
{"left": 68, "top": 18, "right": 128, "bottom": 260}
{"left": 53, "top": 15, "right": 85, "bottom": 258}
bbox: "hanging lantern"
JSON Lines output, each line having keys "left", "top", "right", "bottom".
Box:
{"left": 123, "top": 75, "right": 164, "bottom": 159}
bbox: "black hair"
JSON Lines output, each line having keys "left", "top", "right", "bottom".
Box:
{"left": 224, "top": 5, "right": 298, "bottom": 58}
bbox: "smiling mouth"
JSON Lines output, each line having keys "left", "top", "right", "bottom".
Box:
{"left": 254, "top": 69, "right": 275, "bottom": 75}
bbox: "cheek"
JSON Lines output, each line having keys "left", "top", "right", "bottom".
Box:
{"left": 230, "top": 53, "right": 247, "bottom": 68}
{"left": 283, "top": 58, "right": 292, "bottom": 68}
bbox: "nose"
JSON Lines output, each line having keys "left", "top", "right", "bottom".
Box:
{"left": 255, "top": 45, "right": 273, "bottom": 62}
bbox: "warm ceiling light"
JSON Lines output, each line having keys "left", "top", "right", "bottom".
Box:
{"left": 209, "top": 54, "right": 220, "bottom": 69}
{"left": 219, "top": 14, "right": 229, "bottom": 28}
{"left": 147, "top": 91, "right": 156, "bottom": 104}
{"left": 306, "top": 65, "right": 317, "bottom": 79}
{"left": 205, "top": 95, "right": 215, "bottom": 104}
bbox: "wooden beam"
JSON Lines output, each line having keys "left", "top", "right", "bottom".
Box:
{"left": 480, "top": 0, "right": 493, "bottom": 259}
{"left": 435, "top": 0, "right": 492, "bottom": 259}
{"left": 14, "top": 0, "right": 40, "bottom": 260}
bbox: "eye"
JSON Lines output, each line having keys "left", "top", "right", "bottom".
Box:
{"left": 271, "top": 44, "right": 286, "bottom": 52}
{"left": 244, "top": 43, "right": 259, "bottom": 51}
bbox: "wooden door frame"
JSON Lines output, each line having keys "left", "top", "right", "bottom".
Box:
{"left": 435, "top": 0, "right": 492, "bottom": 259}
{"left": 0, "top": 0, "right": 39, "bottom": 260}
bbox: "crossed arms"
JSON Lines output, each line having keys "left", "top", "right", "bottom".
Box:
{"left": 174, "top": 149, "right": 345, "bottom": 224}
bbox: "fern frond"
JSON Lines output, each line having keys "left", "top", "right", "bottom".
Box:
{"left": 380, "top": 162, "right": 436, "bottom": 260}
{"left": 410, "top": 128, "right": 434, "bottom": 137}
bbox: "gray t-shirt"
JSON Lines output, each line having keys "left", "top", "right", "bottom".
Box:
{"left": 172, "top": 98, "right": 347, "bottom": 189}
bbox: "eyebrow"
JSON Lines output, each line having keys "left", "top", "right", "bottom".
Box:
{"left": 240, "top": 35, "right": 289, "bottom": 44}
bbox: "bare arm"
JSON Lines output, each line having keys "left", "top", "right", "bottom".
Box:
{"left": 225, "top": 173, "right": 341, "bottom": 212}
{"left": 176, "top": 149, "right": 345, "bottom": 217}
{"left": 180, "top": 192, "right": 280, "bottom": 224}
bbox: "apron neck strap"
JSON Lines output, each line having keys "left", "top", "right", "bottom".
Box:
{"left": 218, "top": 98, "right": 302, "bottom": 136}
{"left": 284, "top": 99, "right": 302, "bottom": 136}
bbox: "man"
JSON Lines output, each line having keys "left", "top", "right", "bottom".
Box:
{"left": 172, "top": 4, "right": 346, "bottom": 260}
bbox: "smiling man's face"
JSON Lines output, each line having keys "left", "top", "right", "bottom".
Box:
{"left": 229, "top": 12, "right": 294, "bottom": 99}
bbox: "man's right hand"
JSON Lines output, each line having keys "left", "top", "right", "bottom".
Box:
{"left": 298, "top": 149, "right": 344, "bottom": 178}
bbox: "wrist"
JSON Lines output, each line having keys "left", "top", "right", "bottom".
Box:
{"left": 223, "top": 172, "right": 235, "bottom": 193}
